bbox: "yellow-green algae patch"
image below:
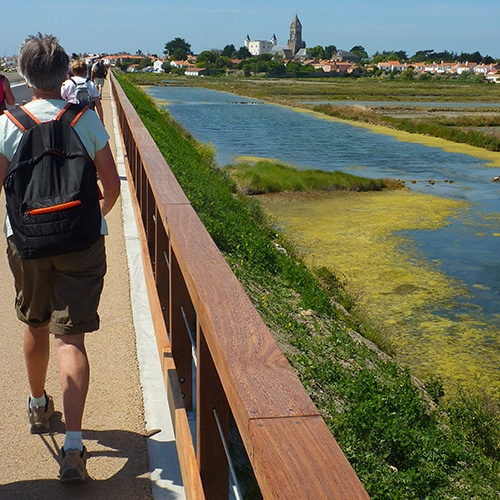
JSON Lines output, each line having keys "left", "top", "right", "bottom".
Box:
{"left": 143, "top": 86, "right": 172, "bottom": 107}
{"left": 236, "top": 155, "right": 286, "bottom": 165}
{"left": 258, "top": 189, "right": 500, "bottom": 395}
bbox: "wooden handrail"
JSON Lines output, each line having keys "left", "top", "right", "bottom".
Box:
{"left": 110, "top": 73, "right": 370, "bottom": 500}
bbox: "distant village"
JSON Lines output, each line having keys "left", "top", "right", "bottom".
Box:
{"left": 2, "top": 15, "right": 499, "bottom": 83}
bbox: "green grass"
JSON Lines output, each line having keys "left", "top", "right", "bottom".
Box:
{"left": 116, "top": 72, "right": 500, "bottom": 499}
{"left": 226, "top": 159, "right": 389, "bottom": 194}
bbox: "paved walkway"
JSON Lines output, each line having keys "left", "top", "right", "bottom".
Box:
{"left": 0, "top": 80, "right": 185, "bottom": 498}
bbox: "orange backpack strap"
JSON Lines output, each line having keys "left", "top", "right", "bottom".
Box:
{"left": 4, "top": 107, "right": 41, "bottom": 132}
{"left": 56, "top": 102, "right": 88, "bottom": 127}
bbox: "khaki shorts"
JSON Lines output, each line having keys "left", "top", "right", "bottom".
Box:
{"left": 93, "top": 77, "right": 105, "bottom": 88}
{"left": 7, "top": 236, "right": 107, "bottom": 335}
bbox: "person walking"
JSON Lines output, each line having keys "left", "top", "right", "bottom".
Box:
{"left": 62, "top": 58, "right": 104, "bottom": 122}
{"left": 0, "top": 72, "right": 16, "bottom": 114}
{"left": 0, "top": 33, "right": 120, "bottom": 482}
{"left": 91, "top": 58, "right": 108, "bottom": 98}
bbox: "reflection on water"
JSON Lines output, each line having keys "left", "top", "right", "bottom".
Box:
{"left": 146, "top": 85, "right": 500, "bottom": 394}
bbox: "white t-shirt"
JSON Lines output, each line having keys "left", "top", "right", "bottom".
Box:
{"left": 61, "top": 76, "right": 100, "bottom": 103}
{"left": 0, "top": 99, "right": 110, "bottom": 236}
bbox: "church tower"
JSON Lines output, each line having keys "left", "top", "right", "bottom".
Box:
{"left": 288, "top": 14, "right": 303, "bottom": 55}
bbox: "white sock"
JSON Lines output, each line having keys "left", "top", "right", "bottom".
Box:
{"left": 64, "top": 431, "right": 83, "bottom": 451}
{"left": 30, "top": 393, "right": 46, "bottom": 410}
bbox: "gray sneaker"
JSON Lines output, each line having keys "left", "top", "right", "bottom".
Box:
{"left": 27, "top": 392, "right": 54, "bottom": 434}
{"left": 59, "top": 447, "right": 90, "bottom": 482}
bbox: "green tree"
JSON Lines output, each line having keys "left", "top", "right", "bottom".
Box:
{"left": 216, "top": 56, "right": 232, "bottom": 69}
{"left": 372, "top": 50, "right": 407, "bottom": 63}
{"left": 410, "top": 49, "right": 434, "bottom": 62}
{"left": 234, "top": 46, "right": 252, "bottom": 60}
{"left": 164, "top": 38, "right": 192, "bottom": 60}
{"left": 309, "top": 45, "right": 326, "bottom": 60}
{"left": 400, "top": 66, "right": 415, "bottom": 80}
{"left": 239, "top": 54, "right": 286, "bottom": 76}
{"left": 222, "top": 44, "right": 236, "bottom": 58}
{"left": 324, "top": 45, "right": 337, "bottom": 59}
{"left": 410, "top": 49, "right": 457, "bottom": 63}
{"left": 394, "top": 50, "right": 408, "bottom": 61}
{"left": 286, "top": 61, "right": 315, "bottom": 76}
{"left": 458, "top": 51, "right": 483, "bottom": 63}
{"left": 137, "top": 57, "right": 152, "bottom": 70}
{"left": 350, "top": 46, "right": 368, "bottom": 59}
{"left": 196, "top": 50, "right": 217, "bottom": 67}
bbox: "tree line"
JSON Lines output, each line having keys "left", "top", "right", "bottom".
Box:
{"left": 114, "top": 37, "right": 497, "bottom": 77}
{"left": 163, "top": 37, "right": 497, "bottom": 64}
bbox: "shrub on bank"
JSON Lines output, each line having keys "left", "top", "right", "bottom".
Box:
{"left": 226, "top": 159, "right": 388, "bottom": 194}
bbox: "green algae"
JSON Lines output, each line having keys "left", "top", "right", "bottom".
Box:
{"left": 258, "top": 189, "right": 500, "bottom": 396}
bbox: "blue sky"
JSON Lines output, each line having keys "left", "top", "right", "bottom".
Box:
{"left": 2, "top": 0, "right": 499, "bottom": 59}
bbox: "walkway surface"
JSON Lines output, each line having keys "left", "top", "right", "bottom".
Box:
{"left": 0, "top": 78, "right": 185, "bottom": 498}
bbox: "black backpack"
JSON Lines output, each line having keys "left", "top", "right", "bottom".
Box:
{"left": 93, "top": 62, "right": 106, "bottom": 79}
{"left": 3, "top": 103, "right": 102, "bottom": 259}
{"left": 70, "top": 77, "right": 95, "bottom": 109}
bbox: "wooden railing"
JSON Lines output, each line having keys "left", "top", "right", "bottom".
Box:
{"left": 110, "top": 73, "right": 370, "bottom": 500}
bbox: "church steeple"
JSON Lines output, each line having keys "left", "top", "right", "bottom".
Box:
{"left": 288, "top": 14, "right": 303, "bottom": 55}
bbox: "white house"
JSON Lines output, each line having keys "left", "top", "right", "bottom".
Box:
{"left": 474, "top": 63, "right": 500, "bottom": 75}
{"left": 244, "top": 34, "right": 277, "bottom": 56}
{"left": 377, "top": 60, "right": 407, "bottom": 72}
{"left": 185, "top": 68, "right": 207, "bottom": 77}
{"left": 153, "top": 59, "right": 164, "bottom": 73}
{"left": 485, "top": 71, "right": 500, "bottom": 83}
{"left": 452, "top": 61, "right": 477, "bottom": 74}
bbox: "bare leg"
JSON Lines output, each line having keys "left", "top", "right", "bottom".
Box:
{"left": 54, "top": 334, "right": 89, "bottom": 431}
{"left": 24, "top": 325, "right": 50, "bottom": 399}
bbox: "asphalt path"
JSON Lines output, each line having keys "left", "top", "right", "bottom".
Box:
{"left": 3, "top": 72, "right": 32, "bottom": 105}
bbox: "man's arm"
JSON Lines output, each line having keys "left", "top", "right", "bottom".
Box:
{"left": 93, "top": 97, "right": 104, "bottom": 123}
{"left": 93, "top": 143, "right": 120, "bottom": 216}
{"left": 2, "top": 78, "right": 16, "bottom": 107}
{"left": 0, "top": 154, "right": 9, "bottom": 195}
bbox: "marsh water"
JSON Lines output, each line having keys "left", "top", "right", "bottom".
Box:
{"left": 146, "top": 85, "right": 500, "bottom": 394}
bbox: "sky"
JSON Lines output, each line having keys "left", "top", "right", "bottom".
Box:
{"left": 2, "top": 0, "right": 499, "bottom": 59}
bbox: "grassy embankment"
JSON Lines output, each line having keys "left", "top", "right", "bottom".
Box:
{"left": 117, "top": 73, "right": 500, "bottom": 499}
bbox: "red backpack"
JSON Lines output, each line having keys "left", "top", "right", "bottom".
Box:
{"left": 0, "top": 75, "right": 6, "bottom": 113}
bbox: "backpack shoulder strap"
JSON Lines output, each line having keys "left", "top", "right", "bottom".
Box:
{"left": 56, "top": 102, "right": 88, "bottom": 127}
{"left": 4, "top": 107, "right": 40, "bottom": 132}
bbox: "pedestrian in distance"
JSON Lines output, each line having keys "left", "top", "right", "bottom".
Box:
{"left": 61, "top": 59, "right": 104, "bottom": 122}
{"left": 86, "top": 58, "right": 93, "bottom": 80}
{"left": 0, "top": 72, "right": 16, "bottom": 114}
{"left": 91, "top": 58, "right": 108, "bottom": 98}
{"left": 0, "top": 33, "right": 120, "bottom": 482}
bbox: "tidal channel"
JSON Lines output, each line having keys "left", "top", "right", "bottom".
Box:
{"left": 146, "top": 85, "right": 500, "bottom": 395}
